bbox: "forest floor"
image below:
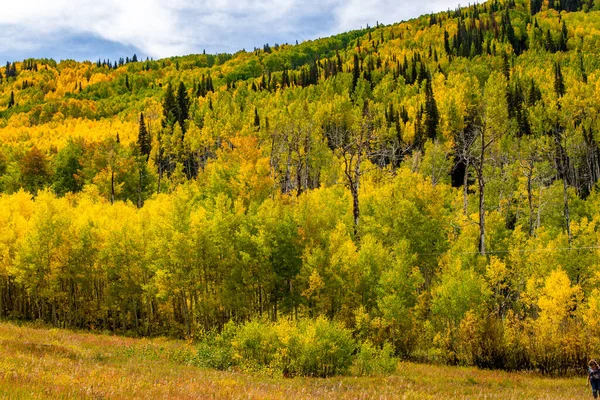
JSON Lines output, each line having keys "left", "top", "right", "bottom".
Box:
{"left": 0, "top": 321, "right": 588, "bottom": 399}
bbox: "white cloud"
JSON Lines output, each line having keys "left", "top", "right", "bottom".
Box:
{"left": 0, "top": 0, "right": 189, "bottom": 58}
{"left": 0, "top": 0, "right": 461, "bottom": 60}
{"left": 331, "top": 0, "right": 459, "bottom": 32}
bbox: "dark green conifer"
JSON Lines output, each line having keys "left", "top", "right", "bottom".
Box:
{"left": 424, "top": 76, "right": 439, "bottom": 140}
{"left": 162, "top": 83, "right": 177, "bottom": 128}
{"left": 352, "top": 54, "right": 360, "bottom": 92}
{"left": 138, "top": 113, "right": 151, "bottom": 160}
{"left": 554, "top": 62, "right": 565, "bottom": 97}
{"left": 176, "top": 81, "right": 190, "bottom": 132}
{"left": 254, "top": 107, "right": 260, "bottom": 128}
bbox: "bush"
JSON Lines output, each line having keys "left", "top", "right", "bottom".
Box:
{"left": 192, "top": 322, "right": 237, "bottom": 370}
{"left": 231, "top": 319, "right": 280, "bottom": 370}
{"left": 292, "top": 317, "right": 356, "bottom": 377}
{"left": 353, "top": 341, "right": 397, "bottom": 376}
{"left": 195, "top": 317, "right": 356, "bottom": 377}
{"left": 195, "top": 341, "right": 234, "bottom": 370}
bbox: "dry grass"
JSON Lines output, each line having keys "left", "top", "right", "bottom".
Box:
{"left": 0, "top": 322, "right": 588, "bottom": 399}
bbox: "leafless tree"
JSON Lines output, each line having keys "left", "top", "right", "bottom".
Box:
{"left": 325, "top": 103, "right": 391, "bottom": 239}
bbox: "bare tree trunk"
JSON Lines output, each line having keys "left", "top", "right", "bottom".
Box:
{"left": 527, "top": 173, "right": 534, "bottom": 236}
{"left": 555, "top": 127, "right": 572, "bottom": 245}
{"left": 137, "top": 166, "right": 143, "bottom": 208}
{"left": 478, "top": 173, "right": 486, "bottom": 256}
{"left": 296, "top": 159, "right": 303, "bottom": 196}
{"left": 463, "top": 159, "right": 469, "bottom": 215}
{"left": 351, "top": 183, "right": 360, "bottom": 238}
{"left": 157, "top": 165, "right": 162, "bottom": 194}
{"left": 182, "top": 291, "right": 191, "bottom": 338}
{"left": 110, "top": 167, "right": 115, "bottom": 204}
{"left": 304, "top": 132, "right": 311, "bottom": 189}
{"left": 563, "top": 176, "right": 572, "bottom": 245}
{"left": 477, "top": 123, "right": 486, "bottom": 256}
{"left": 283, "top": 141, "right": 293, "bottom": 193}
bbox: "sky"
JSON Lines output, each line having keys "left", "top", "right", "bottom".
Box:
{"left": 0, "top": 0, "right": 461, "bottom": 63}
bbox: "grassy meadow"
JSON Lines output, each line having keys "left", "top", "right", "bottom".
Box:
{"left": 0, "top": 321, "right": 590, "bottom": 399}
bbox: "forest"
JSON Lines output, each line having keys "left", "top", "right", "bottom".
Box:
{"left": 2, "top": 0, "right": 600, "bottom": 375}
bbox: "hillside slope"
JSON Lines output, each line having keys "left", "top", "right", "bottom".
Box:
{"left": 1, "top": 0, "right": 600, "bottom": 374}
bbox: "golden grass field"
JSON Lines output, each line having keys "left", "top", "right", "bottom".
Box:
{"left": 0, "top": 321, "right": 590, "bottom": 399}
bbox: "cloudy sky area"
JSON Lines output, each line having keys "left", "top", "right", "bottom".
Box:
{"left": 0, "top": 0, "right": 460, "bottom": 63}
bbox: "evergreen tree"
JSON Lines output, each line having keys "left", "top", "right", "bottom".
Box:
{"left": 138, "top": 113, "right": 152, "bottom": 160}
{"left": 527, "top": 79, "right": 542, "bottom": 107}
{"left": 579, "top": 53, "right": 587, "bottom": 83}
{"left": 545, "top": 30, "right": 556, "bottom": 52}
{"left": 424, "top": 76, "right": 439, "bottom": 140}
{"left": 176, "top": 81, "right": 190, "bottom": 132}
{"left": 206, "top": 74, "right": 214, "bottom": 92}
{"left": 530, "top": 0, "right": 543, "bottom": 14}
{"left": 554, "top": 62, "right": 565, "bottom": 97}
{"left": 162, "top": 83, "right": 177, "bottom": 128}
{"left": 254, "top": 107, "right": 260, "bottom": 128}
{"left": 282, "top": 68, "right": 290, "bottom": 88}
{"left": 352, "top": 54, "right": 360, "bottom": 92}
{"left": 558, "top": 21, "right": 568, "bottom": 51}
{"left": 7, "top": 91, "right": 14, "bottom": 108}
{"left": 502, "top": 52, "right": 511, "bottom": 80}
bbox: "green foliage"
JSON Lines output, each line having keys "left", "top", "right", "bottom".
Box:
{"left": 193, "top": 317, "right": 356, "bottom": 377}
{"left": 2, "top": 0, "right": 600, "bottom": 377}
{"left": 52, "top": 139, "right": 84, "bottom": 196}
{"left": 353, "top": 341, "right": 397, "bottom": 376}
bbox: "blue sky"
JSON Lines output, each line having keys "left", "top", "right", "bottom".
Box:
{"left": 0, "top": 0, "right": 460, "bottom": 63}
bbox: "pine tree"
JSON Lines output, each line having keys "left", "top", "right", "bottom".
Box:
{"left": 545, "top": 30, "right": 556, "bottom": 52}
{"left": 502, "top": 9, "right": 519, "bottom": 54}
{"left": 162, "top": 83, "right": 177, "bottom": 128}
{"left": 502, "top": 52, "right": 511, "bottom": 80}
{"left": 530, "top": 0, "right": 543, "bottom": 14}
{"left": 444, "top": 30, "right": 451, "bottom": 54}
{"left": 526, "top": 79, "right": 542, "bottom": 107}
{"left": 558, "top": 21, "right": 568, "bottom": 51}
{"left": 7, "top": 91, "right": 14, "bottom": 108}
{"left": 176, "top": 81, "right": 190, "bottom": 133}
{"left": 424, "top": 76, "right": 439, "bottom": 140}
{"left": 254, "top": 107, "right": 260, "bottom": 128}
{"left": 579, "top": 53, "right": 587, "bottom": 83}
{"left": 554, "top": 62, "right": 565, "bottom": 97}
{"left": 138, "top": 113, "right": 152, "bottom": 160}
{"left": 207, "top": 74, "right": 214, "bottom": 92}
{"left": 352, "top": 54, "right": 360, "bottom": 92}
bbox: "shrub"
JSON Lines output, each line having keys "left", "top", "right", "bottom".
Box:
{"left": 195, "top": 341, "right": 234, "bottom": 370}
{"left": 292, "top": 317, "right": 356, "bottom": 377}
{"left": 193, "top": 322, "right": 237, "bottom": 370}
{"left": 231, "top": 319, "right": 280, "bottom": 369}
{"left": 195, "top": 317, "right": 356, "bottom": 377}
{"left": 353, "top": 341, "right": 397, "bottom": 376}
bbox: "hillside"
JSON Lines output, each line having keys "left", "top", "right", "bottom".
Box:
{"left": 0, "top": 322, "right": 586, "bottom": 399}
{"left": 1, "top": 0, "right": 600, "bottom": 375}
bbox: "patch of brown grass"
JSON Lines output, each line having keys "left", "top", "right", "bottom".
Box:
{"left": 0, "top": 322, "right": 588, "bottom": 399}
